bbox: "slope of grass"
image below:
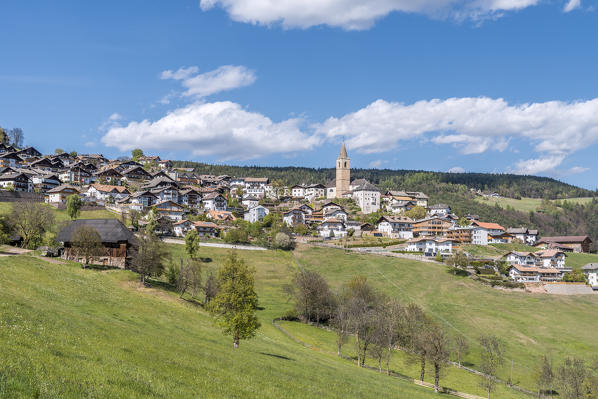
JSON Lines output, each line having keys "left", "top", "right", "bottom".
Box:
{"left": 565, "top": 252, "right": 598, "bottom": 270}
{"left": 0, "top": 251, "right": 440, "bottom": 399}
{"left": 294, "top": 245, "right": 598, "bottom": 391}
{"left": 461, "top": 243, "right": 539, "bottom": 259}
{"left": 0, "top": 201, "right": 118, "bottom": 223}
{"left": 474, "top": 196, "right": 595, "bottom": 213}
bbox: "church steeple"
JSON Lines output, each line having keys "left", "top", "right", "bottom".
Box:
{"left": 339, "top": 141, "right": 348, "bottom": 159}
{"left": 335, "top": 141, "right": 350, "bottom": 198}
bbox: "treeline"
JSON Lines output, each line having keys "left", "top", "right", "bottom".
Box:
{"left": 172, "top": 160, "right": 595, "bottom": 199}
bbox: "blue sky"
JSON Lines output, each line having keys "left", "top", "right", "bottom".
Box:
{"left": 1, "top": 0, "right": 598, "bottom": 188}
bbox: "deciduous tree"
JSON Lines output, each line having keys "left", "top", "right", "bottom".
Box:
{"left": 66, "top": 194, "right": 82, "bottom": 220}
{"left": 479, "top": 335, "right": 504, "bottom": 399}
{"left": 71, "top": 225, "right": 102, "bottom": 268}
{"left": 453, "top": 335, "right": 470, "bottom": 368}
{"left": 535, "top": 355, "right": 554, "bottom": 398}
{"left": 177, "top": 258, "right": 202, "bottom": 298}
{"left": 130, "top": 234, "right": 168, "bottom": 284}
{"left": 10, "top": 202, "right": 55, "bottom": 249}
{"left": 208, "top": 251, "right": 260, "bottom": 348}
{"left": 185, "top": 229, "right": 200, "bottom": 259}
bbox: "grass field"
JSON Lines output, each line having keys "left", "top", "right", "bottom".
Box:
{"left": 0, "top": 201, "right": 119, "bottom": 223}
{"left": 0, "top": 249, "right": 442, "bottom": 399}
{"left": 474, "top": 196, "right": 595, "bottom": 213}
{"left": 2, "top": 242, "right": 597, "bottom": 397}
{"left": 294, "top": 245, "right": 598, "bottom": 391}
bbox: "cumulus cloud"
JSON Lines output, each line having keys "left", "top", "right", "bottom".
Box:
{"left": 315, "top": 97, "right": 598, "bottom": 174}
{"left": 369, "top": 159, "right": 384, "bottom": 168}
{"left": 563, "top": 0, "right": 581, "bottom": 11}
{"left": 448, "top": 166, "right": 465, "bottom": 173}
{"left": 99, "top": 112, "right": 123, "bottom": 131}
{"left": 160, "top": 65, "right": 256, "bottom": 98}
{"left": 101, "top": 101, "right": 319, "bottom": 160}
{"left": 199, "top": 0, "right": 541, "bottom": 30}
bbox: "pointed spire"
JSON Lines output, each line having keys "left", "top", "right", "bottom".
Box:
{"left": 339, "top": 141, "right": 348, "bottom": 159}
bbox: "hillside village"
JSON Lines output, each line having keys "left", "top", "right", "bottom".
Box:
{"left": 0, "top": 140, "right": 597, "bottom": 290}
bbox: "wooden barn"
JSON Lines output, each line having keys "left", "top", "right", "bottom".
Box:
{"left": 57, "top": 219, "right": 136, "bottom": 268}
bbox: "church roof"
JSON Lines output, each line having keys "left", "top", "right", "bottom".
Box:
{"left": 338, "top": 142, "right": 348, "bottom": 159}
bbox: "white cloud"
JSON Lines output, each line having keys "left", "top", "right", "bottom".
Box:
{"left": 315, "top": 97, "right": 598, "bottom": 174}
{"left": 99, "top": 113, "right": 123, "bottom": 131}
{"left": 369, "top": 159, "right": 384, "bottom": 168}
{"left": 160, "top": 65, "right": 256, "bottom": 98}
{"left": 448, "top": 166, "right": 465, "bottom": 173}
{"left": 101, "top": 101, "right": 319, "bottom": 160}
{"left": 563, "top": 0, "right": 581, "bottom": 12}
{"left": 199, "top": 0, "right": 540, "bottom": 30}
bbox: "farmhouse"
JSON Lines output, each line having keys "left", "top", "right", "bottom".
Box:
{"left": 57, "top": 219, "right": 136, "bottom": 268}
{"left": 535, "top": 236, "right": 593, "bottom": 253}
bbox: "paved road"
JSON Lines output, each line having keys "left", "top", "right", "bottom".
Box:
{"left": 162, "top": 238, "right": 267, "bottom": 251}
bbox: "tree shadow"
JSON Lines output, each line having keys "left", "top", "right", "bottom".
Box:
{"left": 199, "top": 257, "right": 212, "bottom": 263}
{"left": 259, "top": 352, "right": 293, "bottom": 361}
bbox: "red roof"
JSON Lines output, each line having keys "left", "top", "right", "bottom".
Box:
{"left": 472, "top": 220, "right": 505, "bottom": 231}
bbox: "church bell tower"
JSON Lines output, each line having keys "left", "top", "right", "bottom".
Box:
{"left": 335, "top": 142, "right": 350, "bottom": 198}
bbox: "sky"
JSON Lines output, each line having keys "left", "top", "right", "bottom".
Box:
{"left": 1, "top": 0, "right": 598, "bottom": 188}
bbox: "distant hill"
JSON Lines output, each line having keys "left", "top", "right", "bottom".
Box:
{"left": 173, "top": 160, "right": 595, "bottom": 199}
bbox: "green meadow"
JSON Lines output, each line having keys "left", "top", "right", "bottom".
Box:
{"left": 1, "top": 241, "right": 597, "bottom": 398}
{"left": 474, "top": 196, "right": 595, "bottom": 213}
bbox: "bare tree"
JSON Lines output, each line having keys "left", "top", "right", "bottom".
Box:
{"left": 453, "top": 335, "right": 470, "bottom": 368}
{"left": 71, "top": 225, "right": 103, "bottom": 268}
{"left": 130, "top": 234, "right": 168, "bottom": 284}
{"left": 479, "top": 335, "right": 505, "bottom": 399}
{"left": 402, "top": 303, "right": 430, "bottom": 383}
{"left": 425, "top": 322, "right": 450, "bottom": 393}
{"left": 557, "top": 357, "right": 587, "bottom": 399}
{"left": 288, "top": 269, "right": 335, "bottom": 324}
{"left": 10, "top": 202, "right": 55, "bottom": 249}
{"left": 535, "top": 355, "right": 554, "bottom": 398}
{"left": 177, "top": 258, "right": 202, "bottom": 298}
{"left": 330, "top": 287, "right": 351, "bottom": 357}
{"left": 8, "top": 128, "right": 23, "bottom": 148}
{"left": 346, "top": 276, "right": 379, "bottom": 367}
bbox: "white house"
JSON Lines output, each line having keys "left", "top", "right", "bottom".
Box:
{"left": 376, "top": 216, "right": 413, "bottom": 239}
{"left": 202, "top": 193, "right": 227, "bottom": 211}
{"left": 154, "top": 200, "right": 185, "bottom": 221}
{"left": 283, "top": 207, "right": 306, "bottom": 227}
{"left": 582, "top": 263, "right": 598, "bottom": 288}
{"left": 241, "top": 195, "right": 259, "bottom": 209}
{"left": 407, "top": 237, "right": 453, "bottom": 255}
{"left": 318, "top": 219, "right": 347, "bottom": 238}
{"left": 291, "top": 185, "right": 306, "bottom": 198}
{"left": 244, "top": 205, "right": 270, "bottom": 223}
{"left": 351, "top": 181, "right": 380, "bottom": 214}
{"left": 508, "top": 265, "right": 562, "bottom": 283}
{"left": 305, "top": 184, "right": 326, "bottom": 200}
{"left": 506, "top": 227, "right": 539, "bottom": 245}
{"left": 45, "top": 184, "right": 79, "bottom": 204}
{"left": 428, "top": 204, "right": 451, "bottom": 216}
{"left": 173, "top": 219, "right": 195, "bottom": 237}
{"left": 535, "top": 249, "right": 567, "bottom": 270}
{"left": 0, "top": 172, "right": 33, "bottom": 192}
{"left": 324, "top": 208, "right": 348, "bottom": 222}
{"left": 86, "top": 184, "right": 130, "bottom": 202}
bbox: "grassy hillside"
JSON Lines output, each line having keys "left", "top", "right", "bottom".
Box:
{"left": 0, "top": 250, "right": 440, "bottom": 399}
{"left": 474, "top": 196, "right": 595, "bottom": 213}
{"left": 294, "top": 245, "right": 598, "bottom": 391}
{"left": 0, "top": 202, "right": 119, "bottom": 223}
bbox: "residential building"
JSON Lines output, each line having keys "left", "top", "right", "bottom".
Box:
{"left": 0, "top": 172, "right": 33, "bottom": 192}
{"left": 428, "top": 204, "right": 451, "bottom": 216}
{"left": 154, "top": 200, "right": 185, "bottom": 221}
{"left": 283, "top": 207, "right": 306, "bottom": 227}
{"left": 291, "top": 185, "right": 306, "bottom": 198}
{"left": 86, "top": 184, "right": 130, "bottom": 202}
{"left": 407, "top": 237, "right": 454, "bottom": 255}
{"left": 194, "top": 221, "right": 221, "bottom": 238}
{"left": 318, "top": 219, "right": 347, "bottom": 238}
{"left": 508, "top": 265, "right": 562, "bottom": 283}
{"left": 446, "top": 226, "right": 473, "bottom": 244}
{"left": 206, "top": 210, "right": 236, "bottom": 222}
{"left": 582, "top": 263, "right": 598, "bottom": 288}
{"left": 202, "top": 192, "right": 227, "bottom": 211}
{"left": 45, "top": 184, "right": 79, "bottom": 203}
{"left": 244, "top": 205, "right": 270, "bottom": 223}
{"left": 506, "top": 227, "right": 539, "bottom": 245}
{"left": 173, "top": 219, "right": 195, "bottom": 237}
{"left": 412, "top": 216, "right": 453, "bottom": 237}
{"left": 351, "top": 181, "right": 380, "bottom": 214}
{"left": 376, "top": 215, "right": 413, "bottom": 239}
{"left": 242, "top": 195, "right": 259, "bottom": 208}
